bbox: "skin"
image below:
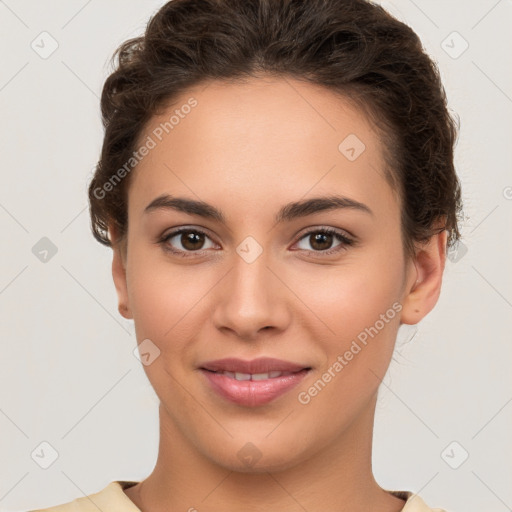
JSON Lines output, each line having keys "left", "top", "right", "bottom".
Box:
{"left": 110, "top": 75, "right": 447, "bottom": 512}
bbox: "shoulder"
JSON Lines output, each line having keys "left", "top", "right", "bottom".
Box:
{"left": 28, "top": 481, "right": 140, "bottom": 512}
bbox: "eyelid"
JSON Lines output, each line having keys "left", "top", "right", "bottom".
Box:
{"left": 160, "top": 225, "right": 214, "bottom": 241}
{"left": 295, "top": 225, "right": 355, "bottom": 242}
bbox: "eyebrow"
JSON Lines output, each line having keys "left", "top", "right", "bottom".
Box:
{"left": 143, "top": 193, "right": 373, "bottom": 224}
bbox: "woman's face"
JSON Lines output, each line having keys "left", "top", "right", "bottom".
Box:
{"left": 112, "top": 76, "right": 435, "bottom": 471}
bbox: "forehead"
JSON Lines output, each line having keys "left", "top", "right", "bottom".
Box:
{"left": 128, "top": 76, "right": 396, "bottom": 220}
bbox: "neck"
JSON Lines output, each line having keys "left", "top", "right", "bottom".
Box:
{"left": 124, "top": 393, "right": 406, "bottom": 512}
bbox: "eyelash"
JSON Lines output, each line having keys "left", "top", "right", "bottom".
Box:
{"left": 157, "top": 226, "right": 355, "bottom": 258}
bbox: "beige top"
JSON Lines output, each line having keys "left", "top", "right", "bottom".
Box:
{"left": 30, "top": 480, "right": 449, "bottom": 511}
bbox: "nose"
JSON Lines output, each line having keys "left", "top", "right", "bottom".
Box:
{"left": 211, "top": 251, "right": 291, "bottom": 341}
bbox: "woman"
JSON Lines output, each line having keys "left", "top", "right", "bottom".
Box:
{"left": 32, "top": 0, "right": 462, "bottom": 510}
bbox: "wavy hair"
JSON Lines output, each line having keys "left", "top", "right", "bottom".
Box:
{"left": 88, "top": 0, "right": 463, "bottom": 259}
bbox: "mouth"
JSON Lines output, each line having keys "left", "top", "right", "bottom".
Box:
{"left": 199, "top": 356, "right": 312, "bottom": 375}
{"left": 198, "top": 357, "right": 312, "bottom": 407}
{"left": 201, "top": 368, "right": 311, "bottom": 381}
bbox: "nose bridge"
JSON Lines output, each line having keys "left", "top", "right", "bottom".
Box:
{"left": 212, "top": 243, "right": 289, "bottom": 337}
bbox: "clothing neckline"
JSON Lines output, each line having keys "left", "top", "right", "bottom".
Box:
{"left": 112, "top": 480, "right": 142, "bottom": 511}
{"left": 113, "top": 480, "right": 431, "bottom": 512}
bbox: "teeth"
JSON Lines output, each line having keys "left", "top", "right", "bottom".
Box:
{"left": 252, "top": 372, "right": 273, "bottom": 380}
{"left": 213, "top": 370, "right": 296, "bottom": 380}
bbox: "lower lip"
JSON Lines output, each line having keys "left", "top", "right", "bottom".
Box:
{"left": 199, "top": 369, "right": 311, "bottom": 407}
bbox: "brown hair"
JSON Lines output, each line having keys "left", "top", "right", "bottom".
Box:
{"left": 88, "top": 0, "right": 463, "bottom": 258}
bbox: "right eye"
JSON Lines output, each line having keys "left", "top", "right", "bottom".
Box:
{"left": 159, "top": 228, "right": 218, "bottom": 257}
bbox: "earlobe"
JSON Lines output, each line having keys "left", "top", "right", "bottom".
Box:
{"left": 400, "top": 229, "right": 448, "bottom": 325}
{"left": 110, "top": 223, "right": 133, "bottom": 320}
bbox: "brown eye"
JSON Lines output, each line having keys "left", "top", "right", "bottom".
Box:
{"left": 309, "top": 232, "right": 334, "bottom": 251}
{"left": 180, "top": 231, "right": 206, "bottom": 250}
{"left": 160, "top": 228, "right": 216, "bottom": 255}
{"left": 295, "top": 228, "right": 354, "bottom": 255}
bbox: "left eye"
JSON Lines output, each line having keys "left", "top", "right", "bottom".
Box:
{"left": 294, "top": 228, "right": 354, "bottom": 254}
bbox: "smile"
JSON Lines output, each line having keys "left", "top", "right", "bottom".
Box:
{"left": 200, "top": 368, "right": 311, "bottom": 407}
{"left": 207, "top": 370, "right": 298, "bottom": 380}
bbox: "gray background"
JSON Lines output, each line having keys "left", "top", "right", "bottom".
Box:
{"left": 1, "top": 1, "right": 511, "bottom": 511}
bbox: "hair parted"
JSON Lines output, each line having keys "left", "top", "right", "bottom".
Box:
{"left": 88, "top": 0, "right": 463, "bottom": 258}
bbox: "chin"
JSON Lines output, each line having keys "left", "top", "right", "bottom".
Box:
{"left": 202, "top": 434, "right": 312, "bottom": 474}
{"left": 217, "top": 451, "right": 303, "bottom": 474}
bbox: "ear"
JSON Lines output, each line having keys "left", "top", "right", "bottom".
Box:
{"left": 109, "top": 222, "right": 133, "bottom": 320}
{"left": 400, "top": 228, "right": 448, "bottom": 325}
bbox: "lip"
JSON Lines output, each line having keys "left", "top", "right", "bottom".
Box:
{"left": 198, "top": 357, "right": 312, "bottom": 407}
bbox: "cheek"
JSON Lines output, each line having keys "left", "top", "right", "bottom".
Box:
{"left": 125, "top": 258, "right": 212, "bottom": 399}
{"left": 289, "top": 246, "right": 404, "bottom": 404}
{"left": 287, "top": 249, "right": 404, "bottom": 340}
{"left": 295, "top": 276, "right": 402, "bottom": 424}
{"left": 125, "top": 249, "right": 206, "bottom": 340}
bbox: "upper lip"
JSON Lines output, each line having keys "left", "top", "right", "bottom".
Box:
{"left": 200, "top": 357, "right": 311, "bottom": 374}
